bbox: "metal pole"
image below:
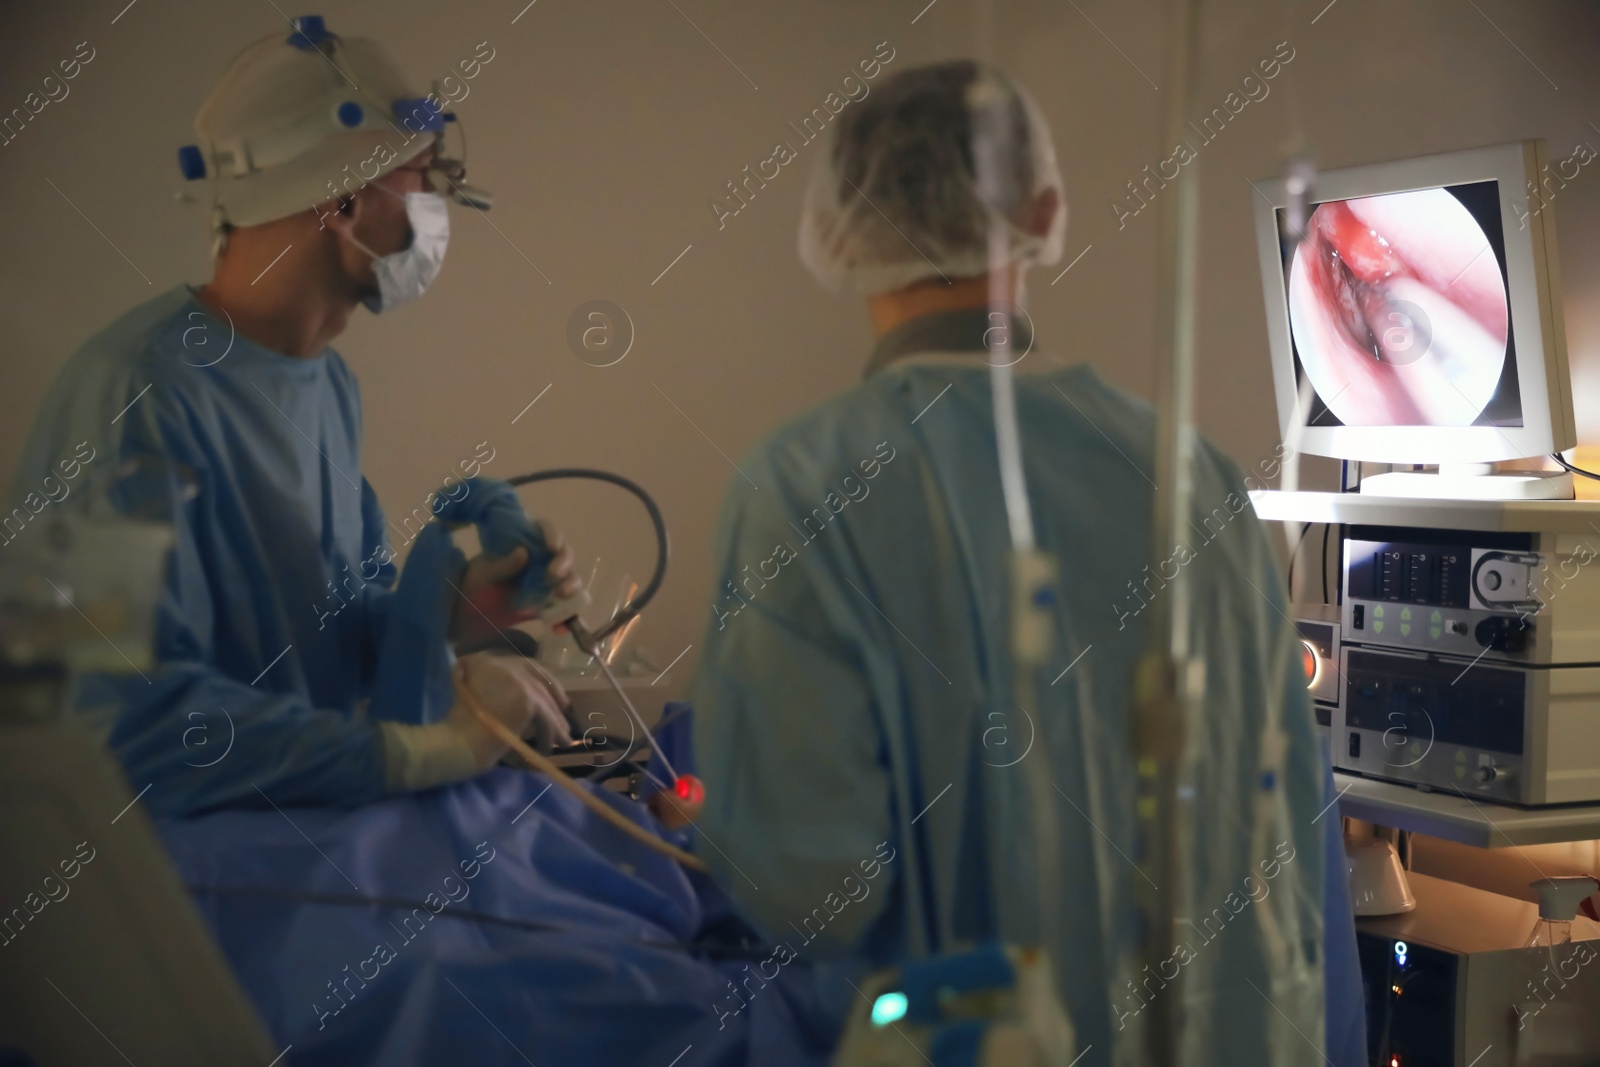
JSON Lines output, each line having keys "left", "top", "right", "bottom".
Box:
{"left": 1134, "top": 0, "right": 1205, "bottom": 1063}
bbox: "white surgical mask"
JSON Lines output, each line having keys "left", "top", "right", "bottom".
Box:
{"left": 345, "top": 191, "right": 450, "bottom": 313}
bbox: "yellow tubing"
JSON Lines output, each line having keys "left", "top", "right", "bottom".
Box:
{"left": 453, "top": 669, "right": 709, "bottom": 873}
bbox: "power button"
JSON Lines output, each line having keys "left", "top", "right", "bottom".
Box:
{"left": 1349, "top": 732, "right": 1361, "bottom": 759}
{"left": 1352, "top": 605, "right": 1365, "bottom": 630}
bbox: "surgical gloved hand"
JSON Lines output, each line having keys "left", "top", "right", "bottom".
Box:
{"left": 379, "top": 653, "right": 573, "bottom": 793}
{"left": 449, "top": 652, "right": 573, "bottom": 763}
{"left": 452, "top": 525, "right": 584, "bottom": 642}
{"left": 516, "top": 654, "right": 575, "bottom": 751}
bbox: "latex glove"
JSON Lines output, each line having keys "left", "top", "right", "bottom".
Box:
{"left": 449, "top": 652, "right": 573, "bottom": 764}
{"left": 537, "top": 523, "right": 583, "bottom": 600}
{"left": 379, "top": 653, "right": 572, "bottom": 792}
{"left": 515, "top": 654, "right": 575, "bottom": 751}
{"left": 452, "top": 525, "right": 584, "bottom": 642}
{"left": 500, "top": 653, "right": 574, "bottom": 753}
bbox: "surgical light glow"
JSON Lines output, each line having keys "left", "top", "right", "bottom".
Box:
{"left": 1300, "top": 640, "right": 1323, "bottom": 690}
{"left": 871, "top": 991, "right": 908, "bottom": 1027}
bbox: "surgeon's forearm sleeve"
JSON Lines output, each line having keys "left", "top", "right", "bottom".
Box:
{"left": 378, "top": 720, "right": 481, "bottom": 792}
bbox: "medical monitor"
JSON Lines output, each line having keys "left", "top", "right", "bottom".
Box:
{"left": 1252, "top": 141, "right": 1574, "bottom": 465}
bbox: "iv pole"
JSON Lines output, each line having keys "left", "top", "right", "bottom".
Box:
{"left": 971, "top": 0, "right": 1068, "bottom": 983}
{"left": 1133, "top": 0, "right": 1206, "bottom": 1063}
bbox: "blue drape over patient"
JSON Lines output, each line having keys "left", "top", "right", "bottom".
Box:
{"left": 692, "top": 310, "right": 1366, "bottom": 1066}
{"left": 157, "top": 766, "right": 835, "bottom": 1066}
{"left": 9, "top": 287, "right": 405, "bottom": 815}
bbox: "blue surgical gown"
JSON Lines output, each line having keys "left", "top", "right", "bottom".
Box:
{"left": 692, "top": 310, "right": 1365, "bottom": 1065}
{"left": 9, "top": 287, "right": 399, "bottom": 816}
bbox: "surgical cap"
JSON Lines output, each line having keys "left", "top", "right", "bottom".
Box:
{"left": 798, "top": 61, "right": 1066, "bottom": 296}
{"left": 193, "top": 22, "right": 438, "bottom": 232}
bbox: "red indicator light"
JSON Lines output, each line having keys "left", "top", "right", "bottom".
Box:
{"left": 675, "top": 774, "right": 705, "bottom": 804}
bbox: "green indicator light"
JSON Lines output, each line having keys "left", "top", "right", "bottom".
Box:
{"left": 1373, "top": 621, "right": 1385, "bottom": 634}
{"left": 1400, "top": 623, "right": 1412, "bottom": 637}
{"left": 872, "top": 992, "right": 908, "bottom": 1027}
{"left": 1401, "top": 607, "right": 1412, "bottom": 622}
{"left": 1373, "top": 605, "right": 1386, "bottom": 618}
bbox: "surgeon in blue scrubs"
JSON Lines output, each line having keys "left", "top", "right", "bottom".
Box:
{"left": 691, "top": 62, "right": 1366, "bottom": 1064}
{"left": 8, "top": 20, "right": 577, "bottom": 817}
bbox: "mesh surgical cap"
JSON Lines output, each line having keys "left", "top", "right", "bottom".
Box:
{"left": 798, "top": 60, "right": 1066, "bottom": 296}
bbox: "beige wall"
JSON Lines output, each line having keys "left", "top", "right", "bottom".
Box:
{"left": 3, "top": 0, "right": 1599, "bottom": 699}
{"left": 1413, "top": 833, "right": 1600, "bottom": 907}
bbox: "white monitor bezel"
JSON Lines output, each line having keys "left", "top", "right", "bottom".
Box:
{"left": 1252, "top": 140, "right": 1574, "bottom": 464}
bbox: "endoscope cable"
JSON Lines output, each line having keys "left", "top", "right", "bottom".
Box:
{"left": 506, "top": 469, "right": 668, "bottom": 648}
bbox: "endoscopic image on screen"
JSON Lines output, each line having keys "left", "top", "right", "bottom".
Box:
{"left": 1282, "top": 181, "right": 1522, "bottom": 429}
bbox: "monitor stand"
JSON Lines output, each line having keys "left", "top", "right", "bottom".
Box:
{"left": 1359, "top": 464, "right": 1575, "bottom": 500}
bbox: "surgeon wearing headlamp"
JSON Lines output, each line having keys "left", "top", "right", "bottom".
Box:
{"left": 8, "top": 17, "right": 576, "bottom": 816}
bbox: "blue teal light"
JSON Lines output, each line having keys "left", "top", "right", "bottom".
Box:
{"left": 871, "top": 991, "right": 909, "bottom": 1027}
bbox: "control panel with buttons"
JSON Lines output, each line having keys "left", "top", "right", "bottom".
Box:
{"left": 1343, "top": 525, "right": 1544, "bottom": 664}
{"left": 1339, "top": 648, "right": 1527, "bottom": 802}
{"left": 1320, "top": 517, "right": 1600, "bottom": 806}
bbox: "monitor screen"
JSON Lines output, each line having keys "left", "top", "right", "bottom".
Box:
{"left": 1276, "top": 180, "right": 1523, "bottom": 430}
